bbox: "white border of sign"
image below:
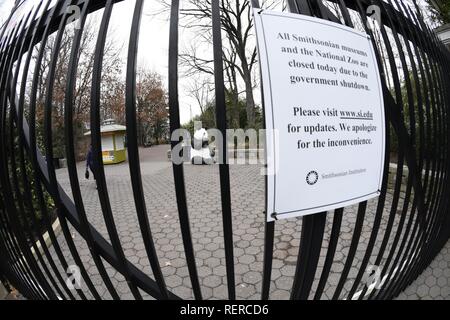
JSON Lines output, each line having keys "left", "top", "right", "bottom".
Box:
{"left": 254, "top": 9, "right": 386, "bottom": 222}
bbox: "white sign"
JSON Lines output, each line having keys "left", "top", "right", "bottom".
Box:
{"left": 254, "top": 10, "right": 385, "bottom": 222}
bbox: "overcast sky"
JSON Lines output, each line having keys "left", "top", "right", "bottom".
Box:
{"left": 0, "top": 0, "right": 203, "bottom": 124}
{"left": 0, "top": 0, "right": 15, "bottom": 26}
{"left": 0, "top": 0, "right": 435, "bottom": 124}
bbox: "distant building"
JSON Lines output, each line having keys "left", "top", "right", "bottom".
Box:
{"left": 435, "top": 24, "right": 450, "bottom": 50}
{"left": 84, "top": 119, "right": 127, "bottom": 165}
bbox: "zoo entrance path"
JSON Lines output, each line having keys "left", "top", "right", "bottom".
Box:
{"left": 47, "top": 145, "right": 450, "bottom": 300}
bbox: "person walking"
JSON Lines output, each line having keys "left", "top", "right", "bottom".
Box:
{"left": 85, "top": 144, "right": 96, "bottom": 183}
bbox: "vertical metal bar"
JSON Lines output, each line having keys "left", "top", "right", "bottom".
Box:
{"left": 413, "top": 22, "right": 448, "bottom": 278}
{"left": 90, "top": 0, "right": 142, "bottom": 300}
{"left": 291, "top": 0, "right": 311, "bottom": 15}
{"left": 0, "top": 210, "right": 36, "bottom": 299}
{"left": 414, "top": 25, "right": 450, "bottom": 280}
{"left": 286, "top": 0, "right": 329, "bottom": 302}
{"left": 311, "top": 0, "right": 341, "bottom": 23}
{"left": 372, "top": 0, "right": 429, "bottom": 299}
{"left": 377, "top": 4, "right": 432, "bottom": 299}
{"left": 211, "top": 0, "right": 236, "bottom": 300}
{"left": 250, "top": 0, "right": 276, "bottom": 301}
{"left": 290, "top": 213, "right": 326, "bottom": 300}
{"left": 350, "top": 0, "right": 428, "bottom": 301}
{"left": 351, "top": 0, "right": 410, "bottom": 300}
{"left": 365, "top": 1, "right": 416, "bottom": 300}
{"left": 306, "top": 0, "right": 393, "bottom": 301}
{"left": 0, "top": 17, "right": 53, "bottom": 300}
{"left": 392, "top": 4, "right": 449, "bottom": 294}
{"left": 383, "top": 7, "right": 436, "bottom": 296}
{"left": 10, "top": 1, "right": 73, "bottom": 298}
{"left": 424, "top": 41, "right": 450, "bottom": 273}
{"left": 168, "top": 0, "right": 203, "bottom": 300}
{"left": 8, "top": 4, "right": 68, "bottom": 300}
{"left": 261, "top": 221, "right": 275, "bottom": 300}
{"left": 63, "top": 0, "right": 120, "bottom": 300}
{"left": 376, "top": 2, "right": 446, "bottom": 294}
{"left": 125, "top": 0, "right": 169, "bottom": 300}
{"left": 43, "top": 0, "right": 101, "bottom": 300}
{"left": 16, "top": 2, "right": 75, "bottom": 299}
{"left": 27, "top": 0, "right": 88, "bottom": 301}
{"left": 0, "top": 201, "right": 36, "bottom": 299}
{"left": 0, "top": 22, "right": 42, "bottom": 301}
{"left": 0, "top": 21, "right": 44, "bottom": 301}
{"left": 313, "top": 209, "right": 342, "bottom": 300}
{"left": 13, "top": 1, "right": 75, "bottom": 300}
{"left": 331, "top": 201, "right": 367, "bottom": 299}
{"left": 311, "top": 1, "right": 351, "bottom": 301}
{"left": 0, "top": 193, "right": 41, "bottom": 299}
{"left": 337, "top": 0, "right": 354, "bottom": 27}
{"left": 0, "top": 218, "right": 35, "bottom": 299}
{"left": 1, "top": 0, "right": 181, "bottom": 300}
{"left": 0, "top": 18, "right": 49, "bottom": 300}
{"left": 9, "top": 103, "right": 65, "bottom": 299}
{"left": 290, "top": 216, "right": 314, "bottom": 300}
{"left": 0, "top": 0, "right": 449, "bottom": 301}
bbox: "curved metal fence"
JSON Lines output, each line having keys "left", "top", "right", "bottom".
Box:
{"left": 0, "top": 0, "right": 449, "bottom": 300}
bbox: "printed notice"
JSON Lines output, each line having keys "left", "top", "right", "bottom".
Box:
{"left": 254, "top": 10, "right": 385, "bottom": 222}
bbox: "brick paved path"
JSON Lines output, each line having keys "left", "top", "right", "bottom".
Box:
{"left": 44, "top": 145, "right": 449, "bottom": 300}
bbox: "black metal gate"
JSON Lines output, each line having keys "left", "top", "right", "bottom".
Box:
{"left": 1, "top": 0, "right": 450, "bottom": 300}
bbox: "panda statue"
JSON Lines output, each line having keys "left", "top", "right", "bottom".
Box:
{"left": 191, "top": 128, "right": 215, "bottom": 165}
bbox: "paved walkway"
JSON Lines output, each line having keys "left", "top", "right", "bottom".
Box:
{"left": 396, "top": 241, "right": 450, "bottom": 300}
{"left": 42, "top": 145, "right": 450, "bottom": 300}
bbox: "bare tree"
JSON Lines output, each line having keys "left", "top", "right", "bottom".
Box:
{"left": 136, "top": 69, "right": 169, "bottom": 145}
{"left": 185, "top": 74, "right": 214, "bottom": 116}
{"left": 159, "top": 0, "right": 282, "bottom": 128}
{"left": 29, "top": 20, "right": 124, "bottom": 158}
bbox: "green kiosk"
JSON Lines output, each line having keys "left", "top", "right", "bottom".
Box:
{"left": 85, "top": 119, "right": 127, "bottom": 165}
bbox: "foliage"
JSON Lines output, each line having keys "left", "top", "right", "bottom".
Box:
{"left": 159, "top": 0, "right": 282, "bottom": 129}
{"left": 31, "top": 23, "right": 169, "bottom": 161}
{"left": 389, "top": 71, "right": 435, "bottom": 163}
{"left": 5, "top": 123, "right": 56, "bottom": 242}
{"left": 182, "top": 92, "right": 263, "bottom": 135}
{"left": 425, "top": 0, "right": 450, "bottom": 24}
{"left": 136, "top": 70, "right": 170, "bottom": 145}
